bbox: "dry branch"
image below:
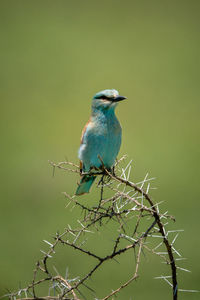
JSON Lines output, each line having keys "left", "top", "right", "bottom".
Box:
{"left": 3, "top": 157, "right": 191, "bottom": 300}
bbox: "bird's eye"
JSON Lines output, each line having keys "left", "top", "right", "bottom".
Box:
{"left": 101, "top": 95, "right": 110, "bottom": 100}
{"left": 95, "top": 95, "right": 110, "bottom": 100}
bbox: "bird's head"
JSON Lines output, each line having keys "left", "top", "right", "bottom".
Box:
{"left": 92, "top": 89, "right": 126, "bottom": 111}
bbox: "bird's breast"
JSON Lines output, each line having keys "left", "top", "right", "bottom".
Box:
{"left": 93, "top": 113, "right": 121, "bottom": 136}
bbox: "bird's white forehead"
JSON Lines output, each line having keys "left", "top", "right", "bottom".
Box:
{"left": 95, "top": 89, "right": 119, "bottom": 99}
{"left": 109, "top": 89, "right": 119, "bottom": 98}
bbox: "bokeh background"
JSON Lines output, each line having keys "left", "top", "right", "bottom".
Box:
{"left": 0, "top": 0, "right": 199, "bottom": 299}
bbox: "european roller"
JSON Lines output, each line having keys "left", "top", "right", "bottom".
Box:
{"left": 76, "top": 89, "right": 126, "bottom": 195}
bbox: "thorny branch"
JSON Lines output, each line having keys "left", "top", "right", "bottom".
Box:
{"left": 3, "top": 157, "right": 196, "bottom": 300}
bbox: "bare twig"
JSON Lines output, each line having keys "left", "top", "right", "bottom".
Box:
{"left": 3, "top": 157, "right": 187, "bottom": 300}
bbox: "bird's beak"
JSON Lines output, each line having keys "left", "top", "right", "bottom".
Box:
{"left": 112, "top": 95, "right": 127, "bottom": 102}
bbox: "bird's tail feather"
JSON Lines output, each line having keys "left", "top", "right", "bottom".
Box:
{"left": 75, "top": 174, "right": 96, "bottom": 195}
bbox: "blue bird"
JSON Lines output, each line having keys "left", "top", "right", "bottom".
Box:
{"left": 75, "top": 89, "right": 126, "bottom": 195}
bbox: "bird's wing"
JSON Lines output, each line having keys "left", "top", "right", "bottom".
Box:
{"left": 79, "top": 117, "right": 93, "bottom": 172}
{"left": 80, "top": 117, "right": 92, "bottom": 144}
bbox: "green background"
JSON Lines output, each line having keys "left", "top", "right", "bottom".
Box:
{"left": 0, "top": 0, "right": 199, "bottom": 299}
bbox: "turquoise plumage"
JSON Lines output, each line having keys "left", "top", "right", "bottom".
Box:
{"left": 76, "top": 89, "right": 126, "bottom": 195}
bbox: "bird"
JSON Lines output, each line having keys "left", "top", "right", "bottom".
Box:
{"left": 75, "top": 89, "right": 126, "bottom": 195}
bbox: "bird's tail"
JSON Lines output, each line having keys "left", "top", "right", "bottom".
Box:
{"left": 75, "top": 174, "right": 96, "bottom": 196}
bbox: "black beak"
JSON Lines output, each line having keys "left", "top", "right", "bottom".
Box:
{"left": 112, "top": 95, "right": 127, "bottom": 102}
